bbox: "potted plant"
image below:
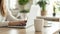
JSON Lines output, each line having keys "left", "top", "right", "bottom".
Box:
{"left": 18, "top": 0, "right": 29, "bottom": 20}
{"left": 37, "top": 0, "right": 47, "bottom": 16}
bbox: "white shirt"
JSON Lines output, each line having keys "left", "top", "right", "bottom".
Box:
{"left": 0, "top": 9, "right": 20, "bottom": 26}
{"left": 6, "top": 7, "right": 24, "bottom": 21}
{"left": 0, "top": 7, "right": 23, "bottom": 26}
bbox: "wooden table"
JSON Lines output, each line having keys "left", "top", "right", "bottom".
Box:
{"left": 0, "top": 21, "right": 60, "bottom": 34}
{"left": 37, "top": 16, "right": 60, "bottom": 22}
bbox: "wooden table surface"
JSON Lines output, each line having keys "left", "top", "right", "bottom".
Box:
{"left": 0, "top": 21, "right": 60, "bottom": 34}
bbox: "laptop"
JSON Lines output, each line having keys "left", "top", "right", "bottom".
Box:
{"left": 8, "top": 5, "right": 39, "bottom": 28}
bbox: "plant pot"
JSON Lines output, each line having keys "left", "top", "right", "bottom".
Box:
{"left": 53, "top": 13, "right": 56, "bottom": 17}
{"left": 41, "top": 10, "right": 46, "bottom": 16}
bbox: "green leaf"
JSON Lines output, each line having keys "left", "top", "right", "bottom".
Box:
{"left": 18, "top": 0, "right": 29, "bottom": 5}
{"left": 37, "top": 0, "right": 47, "bottom": 10}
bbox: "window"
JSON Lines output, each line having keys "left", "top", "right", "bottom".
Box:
{"left": 6, "top": 0, "right": 60, "bottom": 17}
{"left": 48, "top": 0, "right": 60, "bottom": 17}
{"left": 10, "top": 0, "right": 17, "bottom": 9}
{"left": 33, "top": 0, "right": 60, "bottom": 17}
{"left": 6, "top": 0, "right": 17, "bottom": 9}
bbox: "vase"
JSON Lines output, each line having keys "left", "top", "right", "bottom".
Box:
{"left": 41, "top": 10, "right": 47, "bottom": 16}
{"left": 53, "top": 13, "right": 56, "bottom": 17}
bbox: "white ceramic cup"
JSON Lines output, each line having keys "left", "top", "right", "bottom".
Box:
{"left": 34, "top": 19, "right": 44, "bottom": 32}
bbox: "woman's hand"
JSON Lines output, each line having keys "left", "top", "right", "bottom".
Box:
{"left": 8, "top": 20, "right": 27, "bottom": 26}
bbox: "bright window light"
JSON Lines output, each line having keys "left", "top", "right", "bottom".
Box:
{"left": 10, "top": 0, "right": 17, "bottom": 9}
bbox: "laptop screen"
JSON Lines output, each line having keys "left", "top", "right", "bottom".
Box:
{"left": 26, "top": 5, "right": 40, "bottom": 28}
